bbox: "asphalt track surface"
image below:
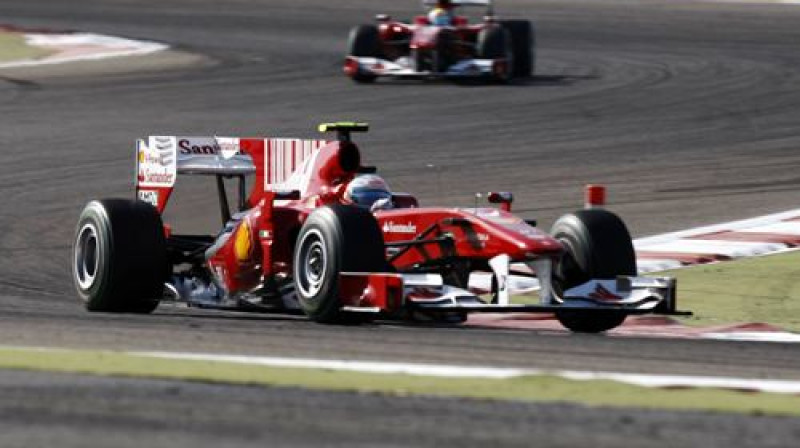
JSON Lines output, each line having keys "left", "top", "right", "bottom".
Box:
{"left": 2, "top": 0, "right": 800, "bottom": 445}
{"left": 4, "top": 369, "right": 800, "bottom": 448}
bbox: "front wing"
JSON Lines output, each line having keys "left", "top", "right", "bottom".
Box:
{"left": 345, "top": 56, "right": 506, "bottom": 79}
{"left": 337, "top": 272, "right": 688, "bottom": 317}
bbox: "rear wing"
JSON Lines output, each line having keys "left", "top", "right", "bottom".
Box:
{"left": 135, "top": 136, "right": 328, "bottom": 212}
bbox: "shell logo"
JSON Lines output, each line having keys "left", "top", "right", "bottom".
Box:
{"left": 234, "top": 221, "right": 253, "bottom": 262}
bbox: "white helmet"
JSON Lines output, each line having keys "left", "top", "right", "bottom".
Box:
{"left": 345, "top": 174, "right": 393, "bottom": 211}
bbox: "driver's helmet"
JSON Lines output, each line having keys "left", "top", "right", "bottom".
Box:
{"left": 345, "top": 174, "right": 393, "bottom": 211}
{"left": 428, "top": 7, "right": 452, "bottom": 26}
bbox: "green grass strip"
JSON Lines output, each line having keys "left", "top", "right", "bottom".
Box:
{"left": 0, "top": 33, "right": 53, "bottom": 63}
{"left": 664, "top": 250, "right": 800, "bottom": 331}
{"left": 1, "top": 347, "right": 799, "bottom": 416}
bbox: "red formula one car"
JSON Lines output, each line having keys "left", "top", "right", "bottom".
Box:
{"left": 344, "top": 0, "right": 534, "bottom": 83}
{"left": 73, "top": 123, "right": 686, "bottom": 333}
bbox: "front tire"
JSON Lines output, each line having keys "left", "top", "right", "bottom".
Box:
{"left": 73, "top": 199, "right": 167, "bottom": 313}
{"left": 293, "top": 205, "right": 387, "bottom": 323}
{"left": 477, "top": 25, "right": 513, "bottom": 83}
{"left": 434, "top": 29, "right": 457, "bottom": 73}
{"left": 550, "top": 209, "right": 636, "bottom": 333}
{"left": 347, "top": 25, "right": 381, "bottom": 83}
{"left": 554, "top": 309, "right": 627, "bottom": 334}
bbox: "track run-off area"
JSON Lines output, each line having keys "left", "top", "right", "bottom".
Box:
{"left": 2, "top": 0, "right": 800, "bottom": 446}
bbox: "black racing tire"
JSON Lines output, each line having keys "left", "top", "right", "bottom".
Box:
{"left": 414, "top": 49, "right": 429, "bottom": 72}
{"left": 347, "top": 25, "right": 381, "bottom": 83}
{"left": 73, "top": 199, "right": 167, "bottom": 313}
{"left": 477, "top": 25, "right": 513, "bottom": 82}
{"left": 550, "top": 209, "right": 637, "bottom": 333}
{"left": 500, "top": 20, "right": 535, "bottom": 78}
{"left": 293, "top": 205, "right": 387, "bottom": 323}
{"left": 555, "top": 309, "right": 627, "bottom": 334}
{"left": 435, "top": 29, "right": 457, "bottom": 73}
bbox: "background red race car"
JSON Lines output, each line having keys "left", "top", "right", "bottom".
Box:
{"left": 73, "top": 123, "right": 687, "bottom": 333}
{"left": 344, "top": 0, "right": 535, "bottom": 83}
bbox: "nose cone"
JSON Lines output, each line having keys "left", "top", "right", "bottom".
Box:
{"left": 471, "top": 208, "right": 564, "bottom": 258}
{"left": 410, "top": 27, "right": 441, "bottom": 49}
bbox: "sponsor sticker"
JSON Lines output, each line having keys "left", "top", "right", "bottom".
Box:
{"left": 177, "top": 137, "right": 220, "bottom": 156}
{"left": 509, "top": 224, "right": 548, "bottom": 239}
{"left": 137, "top": 190, "right": 159, "bottom": 207}
{"left": 234, "top": 221, "right": 253, "bottom": 263}
{"left": 174, "top": 137, "right": 240, "bottom": 159}
{"left": 382, "top": 221, "right": 417, "bottom": 234}
{"left": 137, "top": 136, "right": 177, "bottom": 188}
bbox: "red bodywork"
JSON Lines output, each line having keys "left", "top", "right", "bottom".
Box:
{"left": 378, "top": 16, "right": 487, "bottom": 60}
{"left": 140, "top": 135, "right": 564, "bottom": 313}
{"left": 375, "top": 207, "right": 561, "bottom": 270}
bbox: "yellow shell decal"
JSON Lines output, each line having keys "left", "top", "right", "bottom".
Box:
{"left": 234, "top": 221, "right": 252, "bottom": 262}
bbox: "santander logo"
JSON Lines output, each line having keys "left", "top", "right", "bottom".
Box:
{"left": 382, "top": 221, "right": 417, "bottom": 234}
{"left": 178, "top": 139, "right": 220, "bottom": 155}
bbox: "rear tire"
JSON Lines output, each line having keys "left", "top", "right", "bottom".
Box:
{"left": 347, "top": 25, "right": 381, "bottom": 83}
{"left": 550, "top": 209, "right": 636, "bottom": 333}
{"left": 293, "top": 205, "right": 387, "bottom": 323}
{"left": 500, "top": 20, "right": 535, "bottom": 78}
{"left": 477, "top": 26, "right": 513, "bottom": 82}
{"left": 73, "top": 199, "right": 167, "bottom": 313}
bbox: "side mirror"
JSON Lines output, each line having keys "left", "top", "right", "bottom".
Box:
{"left": 487, "top": 191, "right": 513, "bottom": 211}
{"left": 376, "top": 14, "right": 391, "bottom": 22}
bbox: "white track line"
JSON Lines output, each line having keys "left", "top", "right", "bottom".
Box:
{"left": 738, "top": 222, "right": 800, "bottom": 235}
{"left": 634, "top": 239, "right": 787, "bottom": 257}
{"left": 634, "top": 208, "right": 800, "bottom": 247}
{"left": 636, "top": 259, "right": 684, "bottom": 273}
{"left": 135, "top": 350, "right": 800, "bottom": 395}
{"left": 703, "top": 331, "right": 800, "bottom": 343}
{"left": 4, "top": 345, "right": 800, "bottom": 393}
{"left": 0, "top": 32, "right": 167, "bottom": 69}
{"left": 632, "top": 208, "right": 800, "bottom": 275}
